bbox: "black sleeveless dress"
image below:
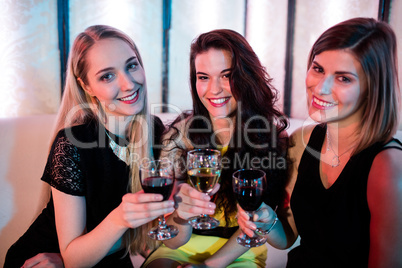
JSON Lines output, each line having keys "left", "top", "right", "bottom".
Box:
{"left": 4, "top": 116, "right": 164, "bottom": 268}
{"left": 287, "top": 124, "right": 402, "bottom": 268}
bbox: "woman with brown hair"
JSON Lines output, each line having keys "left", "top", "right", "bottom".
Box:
{"left": 238, "top": 17, "right": 402, "bottom": 268}
{"left": 144, "top": 29, "right": 288, "bottom": 267}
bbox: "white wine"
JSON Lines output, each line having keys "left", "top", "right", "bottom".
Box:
{"left": 188, "top": 167, "right": 221, "bottom": 194}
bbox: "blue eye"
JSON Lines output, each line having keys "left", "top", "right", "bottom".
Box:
{"left": 100, "top": 73, "right": 115, "bottom": 82}
{"left": 127, "top": 62, "right": 139, "bottom": 71}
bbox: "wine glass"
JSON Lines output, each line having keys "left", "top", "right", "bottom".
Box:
{"left": 186, "top": 149, "right": 222, "bottom": 229}
{"left": 140, "top": 159, "right": 179, "bottom": 240}
{"left": 232, "top": 169, "right": 267, "bottom": 247}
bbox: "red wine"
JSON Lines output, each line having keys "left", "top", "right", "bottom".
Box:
{"left": 188, "top": 168, "right": 221, "bottom": 194}
{"left": 142, "top": 176, "right": 174, "bottom": 201}
{"left": 234, "top": 186, "right": 264, "bottom": 212}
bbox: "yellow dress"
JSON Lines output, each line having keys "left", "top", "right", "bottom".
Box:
{"left": 143, "top": 146, "right": 267, "bottom": 267}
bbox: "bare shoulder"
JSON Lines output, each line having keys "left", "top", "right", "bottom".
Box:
{"left": 367, "top": 143, "right": 402, "bottom": 265}
{"left": 368, "top": 146, "right": 402, "bottom": 197}
{"left": 367, "top": 145, "right": 402, "bottom": 220}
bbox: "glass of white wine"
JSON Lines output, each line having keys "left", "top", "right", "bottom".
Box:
{"left": 187, "top": 149, "right": 221, "bottom": 229}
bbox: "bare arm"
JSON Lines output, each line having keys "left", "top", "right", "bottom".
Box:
{"left": 237, "top": 202, "right": 294, "bottom": 249}
{"left": 53, "top": 188, "right": 174, "bottom": 268}
{"left": 367, "top": 147, "right": 402, "bottom": 268}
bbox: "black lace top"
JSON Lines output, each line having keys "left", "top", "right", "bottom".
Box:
{"left": 41, "top": 120, "right": 132, "bottom": 231}
{"left": 288, "top": 124, "right": 402, "bottom": 268}
{"left": 5, "top": 116, "right": 164, "bottom": 268}
{"left": 43, "top": 135, "right": 84, "bottom": 195}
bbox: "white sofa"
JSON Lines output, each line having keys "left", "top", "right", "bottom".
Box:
{"left": 1, "top": 113, "right": 400, "bottom": 267}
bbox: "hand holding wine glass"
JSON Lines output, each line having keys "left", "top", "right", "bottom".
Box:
{"left": 233, "top": 169, "right": 268, "bottom": 247}
{"left": 140, "top": 159, "right": 179, "bottom": 240}
{"left": 173, "top": 183, "right": 220, "bottom": 222}
{"left": 236, "top": 202, "right": 278, "bottom": 238}
{"left": 186, "top": 149, "right": 222, "bottom": 229}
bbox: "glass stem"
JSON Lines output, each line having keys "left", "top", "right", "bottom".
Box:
{"left": 246, "top": 211, "right": 254, "bottom": 222}
{"left": 159, "top": 215, "right": 167, "bottom": 228}
{"left": 246, "top": 211, "right": 255, "bottom": 237}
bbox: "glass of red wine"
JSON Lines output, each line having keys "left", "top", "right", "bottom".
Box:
{"left": 232, "top": 169, "right": 267, "bottom": 247}
{"left": 140, "top": 159, "right": 178, "bottom": 240}
{"left": 187, "top": 149, "right": 221, "bottom": 229}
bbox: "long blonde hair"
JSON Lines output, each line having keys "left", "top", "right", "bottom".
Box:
{"left": 54, "top": 25, "right": 158, "bottom": 255}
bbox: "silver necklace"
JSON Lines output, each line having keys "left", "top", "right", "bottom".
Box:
{"left": 326, "top": 128, "right": 355, "bottom": 168}
{"left": 105, "top": 130, "right": 130, "bottom": 165}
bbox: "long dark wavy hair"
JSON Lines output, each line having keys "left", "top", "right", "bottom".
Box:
{"left": 166, "top": 29, "right": 289, "bottom": 229}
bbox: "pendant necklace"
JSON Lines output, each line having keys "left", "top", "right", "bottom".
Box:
{"left": 326, "top": 128, "right": 355, "bottom": 168}
{"left": 105, "top": 129, "right": 130, "bottom": 165}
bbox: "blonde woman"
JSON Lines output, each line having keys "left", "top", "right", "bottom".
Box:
{"left": 5, "top": 25, "right": 172, "bottom": 267}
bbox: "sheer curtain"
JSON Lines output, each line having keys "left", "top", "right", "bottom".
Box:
{"left": 0, "top": 0, "right": 401, "bottom": 128}
{"left": 390, "top": 0, "right": 402, "bottom": 129}
{"left": 0, "top": 0, "right": 60, "bottom": 117}
{"left": 167, "top": 0, "right": 245, "bottom": 114}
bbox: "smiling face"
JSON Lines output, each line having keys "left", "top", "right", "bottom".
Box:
{"left": 306, "top": 49, "right": 367, "bottom": 125}
{"left": 82, "top": 38, "right": 145, "bottom": 121}
{"left": 195, "top": 48, "right": 237, "bottom": 119}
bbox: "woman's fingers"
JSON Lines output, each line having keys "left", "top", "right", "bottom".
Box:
{"left": 236, "top": 203, "right": 277, "bottom": 237}
{"left": 117, "top": 193, "right": 175, "bottom": 228}
{"left": 253, "top": 203, "right": 276, "bottom": 223}
{"left": 122, "top": 199, "right": 174, "bottom": 212}
{"left": 123, "top": 192, "right": 163, "bottom": 203}
{"left": 236, "top": 204, "right": 257, "bottom": 237}
{"left": 22, "top": 253, "right": 63, "bottom": 268}
{"left": 173, "top": 183, "right": 217, "bottom": 219}
{"left": 209, "top": 183, "right": 220, "bottom": 195}
{"left": 121, "top": 205, "right": 174, "bottom": 228}
{"left": 178, "top": 184, "right": 211, "bottom": 200}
